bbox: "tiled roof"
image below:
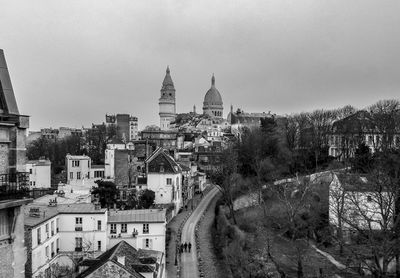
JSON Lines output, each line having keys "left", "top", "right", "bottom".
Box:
{"left": 108, "top": 209, "right": 166, "bottom": 223}
{"left": 78, "top": 241, "right": 162, "bottom": 278}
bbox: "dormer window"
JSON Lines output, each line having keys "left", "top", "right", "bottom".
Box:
{"left": 160, "top": 163, "right": 164, "bottom": 173}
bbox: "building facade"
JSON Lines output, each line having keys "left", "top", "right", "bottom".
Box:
{"left": 0, "top": 49, "right": 31, "bottom": 278}
{"left": 107, "top": 209, "right": 166, "bottom": 253}
{"left": 145, "top": 148, "right": 182, "bottom": 214}
{"left": 26, "top": 159, "right": 51, "bottom": 189}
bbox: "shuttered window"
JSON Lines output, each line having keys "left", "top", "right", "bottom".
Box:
{"left": 0, "top": 210, "right": 10, "bottom": 240}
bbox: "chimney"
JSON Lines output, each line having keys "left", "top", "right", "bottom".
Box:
{"left": 117, "top": 256, "right": 125, "bottom": 266}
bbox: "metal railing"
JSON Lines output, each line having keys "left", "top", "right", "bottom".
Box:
{"left": 0, "top": 172, "right": 30, "bottom": 201}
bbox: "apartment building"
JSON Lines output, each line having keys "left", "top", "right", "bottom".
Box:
{"left": 107, "top": 209, "right": 166, "bottom": 253}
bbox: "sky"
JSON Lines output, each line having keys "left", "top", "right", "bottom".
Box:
{"left": 1, "top": 0, "right": 399, "bottom": 131}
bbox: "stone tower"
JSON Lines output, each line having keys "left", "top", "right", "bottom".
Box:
{"left": 159, "top": 66, "right": 176, "bottom": 130}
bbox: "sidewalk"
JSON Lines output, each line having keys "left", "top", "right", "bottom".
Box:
{"left": 165, "top": 191, "right": 208, "bottom": 278}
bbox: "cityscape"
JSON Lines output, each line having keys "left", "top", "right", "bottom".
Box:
{"left": 1, "top": 1, "right": 400, "bottom": 278}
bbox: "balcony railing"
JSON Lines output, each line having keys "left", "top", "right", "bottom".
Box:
{"left": 0, "top": 172, "right": 30, "bottom": 201}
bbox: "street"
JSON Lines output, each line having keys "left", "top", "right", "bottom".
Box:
{"left": 180, "top": 185, "right": 220, "bottom": 278}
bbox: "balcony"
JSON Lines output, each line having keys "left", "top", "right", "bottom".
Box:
{"left": 75, "top": 247, "right": 82, "bottom": 252}
{"left": 75, "top": 226, "right": 83, "bottom": 231}
{"left": 0, "top": 172, "right": 29, "bottom": 201}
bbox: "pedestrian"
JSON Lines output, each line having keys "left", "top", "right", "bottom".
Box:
{"left": 180, "top": 243, "right": 184, "bottom": 253}
{"left": 184, "top": 242, "right": 187, "bottom": 252}
{"left": 188, "top": 242, "right": 192, "bottom": 252}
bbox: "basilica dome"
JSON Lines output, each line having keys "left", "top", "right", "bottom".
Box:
{"left": 203, "top": 74, "right": 223, "bottom": 118}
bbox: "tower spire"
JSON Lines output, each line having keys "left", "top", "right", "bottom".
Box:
{"left": 211, "top": 73, "right": 215, "bottom": 86}
{"left": 166, "top": 65, "right": 170, "bottom": 74}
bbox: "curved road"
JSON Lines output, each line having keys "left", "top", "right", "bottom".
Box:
{"left": 180, "top": 185, "right": 220, "bottom": 278}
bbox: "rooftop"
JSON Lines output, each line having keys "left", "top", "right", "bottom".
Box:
{"left": 27, "top": 159, "right": 51, "bottom": 166}
{"left": 24, "top": 204, "right": 59, "bottom": 227}
{"left": 58, "top": 203, "right": 106, "bottom": 214}
{"left": 108, "top": 209, "right": 166, "bottom": 223}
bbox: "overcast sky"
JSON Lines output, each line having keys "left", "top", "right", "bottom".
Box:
{"left": 1, "top": 0, "right": 399, "bottom": 131}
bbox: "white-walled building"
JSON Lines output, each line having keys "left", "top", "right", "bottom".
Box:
{"left": 66, "top": 155, "right": 91, "bottom": 186}
{"left": 107, "top": 209, "right": 166, "bottom": 253}
{"left": 328, "top": 172, "right": 394, "bottom": 242}
{"left": 24, "top": 204, "right": 60, "bottom": 278}
{"left": 26, "top": 159, "right": 51, "bottom": 189}
{"left": 146, "top": 148, "right": 183, "bottom": 214}
{"left": 24, "top": 202, "right": 108, "bottom": 277}
{"left": 57, "top": 204, "right": 108, "bottom": 254}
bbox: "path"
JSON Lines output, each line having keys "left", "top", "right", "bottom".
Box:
{"left": 180, "top": 186, "right": 220, "bottom": 278}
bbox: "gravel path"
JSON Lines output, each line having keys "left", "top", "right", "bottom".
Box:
{"left": 197, "top": 191, "right": 223, "bottom": 278}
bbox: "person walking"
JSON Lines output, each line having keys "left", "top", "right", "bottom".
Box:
{"left": 184, "top": 242, "right": 188, "bottom": 252}
{"left": 188, "top": 242, "right": 192, "bottom": 252}
{"left": 180, "top": 243, "right": 184, "bottom": 253}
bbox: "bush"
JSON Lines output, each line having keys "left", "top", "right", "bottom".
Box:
{"left": 239, "top": 222, "right": 257, "bottom": 234}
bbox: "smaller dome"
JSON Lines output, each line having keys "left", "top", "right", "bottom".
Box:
{"left": 203, "top": 75, "right": 223, "bottom": 105}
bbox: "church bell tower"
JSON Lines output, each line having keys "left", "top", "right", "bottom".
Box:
{"left": 159, "top": 66, "right": 176, "bottom": 130}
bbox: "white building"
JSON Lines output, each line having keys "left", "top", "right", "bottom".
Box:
{"left": 66, "top": 155, "right": 91, "bottom": 186}
{"left": 328, "top": 172, "right": 394, "bottom": 241}
{"left": 26, "top": 159, "right": 51, "bottom": 189}
{"left": 129, "top": 116, "right": 139, "bottom": 141}
{"left": 146, "top": 148, "right": 183, "bottom": 214}
{"left": 66, "top": 155, "right": 105, "bottom": 190}
{"left": 57, "top": 203, "right": 108, "bottom": 254}
{"left": 24, "top": 202, "right": 108, "bottom": 277}
{"left": 107, "top": 209, "right": 166, "bottom": 253}
{"left": 25, "top": 204, "right": 60, "bottom": 278}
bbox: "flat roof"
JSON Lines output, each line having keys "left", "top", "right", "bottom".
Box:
{"left": 108, "top": 209, "right": 165, "bottom": 223}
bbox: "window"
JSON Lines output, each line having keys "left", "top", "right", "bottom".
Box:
{"left": 51, "top": 221, "right": 54, "bottom": 236}
{"left": 45, "top": 246, "right": 49, "bottom": 258}
{"left": 76, "top": 217, "right": 82, "bottom": 224}
{"left": 122, "top": 191, "right": 127, "bottom": 201}
{"left": 121, "top": 224, "right": 127, "bottom": 233}
{"left": 37, "top": 227, "right": 41, "bottom": 244}
{"left": 33, "top": 181, "right": 36, "bottom": 186}
{"left": 45, "top": 224, "right": 49, "bottom": 238}
{"left": 143, "top": 223, "right": 149, "bottom": 234}
{"left": 367, "top": 195, "right": 372, "bottom": 202}
{"left": 97, "top": 220, "right": 101, "bottom": 231}
{"left": 29, "top": 168, "right": 32, "bottom": 174}
{"left": 56, "top": 239, "right": 59, "bottom": 252}
{"left": 166, "top": 178, "right": 172, "bottom": 185}
{"left": 70, "top": 172, "right": 73, "bottom": 180}
{"left": 75, "top": 237, "right": 82, "bottom": 251}
{"left": 97, "top": 240, "right": 102, "bottom": 251}
{"left": 56, "top": 218, "right": 59, "bottom": 233}
{"left": 77, "top": 172, "right": 81, "bottom": 180}
{"left": 0, "top": 211, "right": 10, "bottom": 241}
{"left": 110, "top": 224, "right": 116, "bottom": 234}
{"left": 51, "top": 242, "right": 54, "bottom": 257}
{"left": 72, "top": 160, "right": 80, "bottom": 167}
{"left": 144, "top": 238, "right": 152, "bottom": 248}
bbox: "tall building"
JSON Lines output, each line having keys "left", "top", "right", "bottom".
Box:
{"left": 0, "top": 49, "right": 31, "bottom": 278}
{"left": 159, "top": 66, "right": 176, "bottom": 130}
{"left": 203, "top": 74, "right": 223, "bottom": 118}
{"left": 105, "top": 114, "right": 139, "bottom": 142}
